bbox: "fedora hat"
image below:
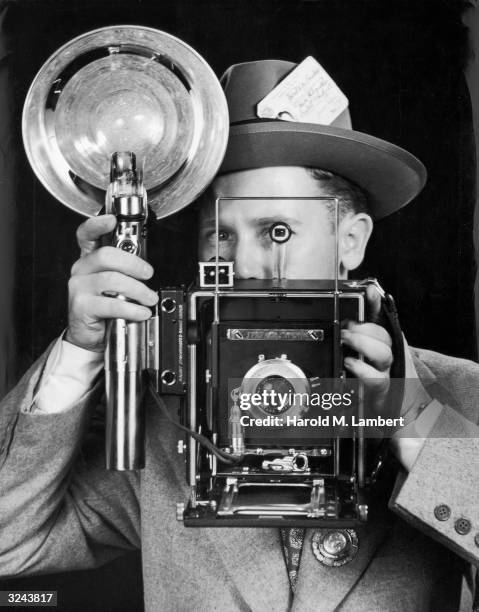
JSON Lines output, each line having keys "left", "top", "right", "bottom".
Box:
{"left": 218, "top": 60, "right": 426, "bottom": 219}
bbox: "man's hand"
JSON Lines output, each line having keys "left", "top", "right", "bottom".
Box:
{"left": 65, "top": 215, "right": 158, "bottom": 352}
{"left": 340, "top": 285, "right": 433, "bottom": 471}
{"left": 340, "top": 285, "right": 393, "bottom": 411}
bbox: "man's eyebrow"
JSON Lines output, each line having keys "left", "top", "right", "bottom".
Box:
{"left": 199, "top": 218, "right": 220, "bottom": 226}
{"left": 199, "top": 218, "right": 232, "bottom": 228}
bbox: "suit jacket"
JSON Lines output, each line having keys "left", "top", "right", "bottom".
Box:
{"left": 0, "top": 345, "right": 478, "bottom": 611}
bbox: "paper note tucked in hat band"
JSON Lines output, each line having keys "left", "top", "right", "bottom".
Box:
{"left": 257, "top": 56, "right": 352, "bottom": 129}
{"left": 219, "top": 58, "right": 427, "bottom": 219}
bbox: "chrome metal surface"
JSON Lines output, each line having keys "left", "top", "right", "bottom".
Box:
{"left": 105, "top": 318, "right": 146, "bottom": 469}
{"left": 261, "top": 454, "right": 309, "bottom": 472}
{"left": 240, "top": 356, "right": 311, "bottom": 420}
{"left": 146, "top": 311, "right": 160, "bottom": 374}
{"left": 104, "top": 151, "right": 149, "bottom": 471}
{"left": 226, "top": 328, "right": 324, "bottom": 341}
{"left": 23, "top": 26, "right": 229, "bottom": 219}
{"left": 217, "top": 479, "right": 338, "bottom": 518}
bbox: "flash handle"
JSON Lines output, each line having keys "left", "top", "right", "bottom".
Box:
{"left": 104, "top": 152, "right": 149, "bottom": 471}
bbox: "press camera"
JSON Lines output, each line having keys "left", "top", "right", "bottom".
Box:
{"left": 139, "top": 196, "right": 384, "bottom": 532}
{"left": 156, "top": 277, "right": 373, "bottom": 529}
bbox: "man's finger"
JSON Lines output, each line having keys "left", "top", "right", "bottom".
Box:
{"left": 69, "top": 272, "right": 158, "bottom": 307}
{"left": 341, "top": 330, "right": 393, "bottom": 371}
{"left": 75, "top": 295, "right": 153, "bottom": 322}
{"left": 76, "top": 215, "right": 117, "bottom": 255}
{"left": 344, "top": 357, "right": 391, "bottom": 415}
{"left": 93, "top": 272, "right": 158, "bottom": 306}
{"left": 71, "top": 246, "right": 153, "bottom": 279}
{"left": 343, "top": 321, "right": 392, "bottom": 347}
{"left": 343, "top": 357, "right": 390, "bottom": 389}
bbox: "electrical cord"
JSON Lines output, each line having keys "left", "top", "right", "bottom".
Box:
{"left": 147, "top": 376, "right": 242, "bottom": 465}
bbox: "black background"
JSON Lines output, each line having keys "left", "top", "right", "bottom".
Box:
{"left": 1, "top": 0, "right": 476, "bottom": 610}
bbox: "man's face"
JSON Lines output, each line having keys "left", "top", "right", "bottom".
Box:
{"left": 198, "top": 166, "right": 366, "bottom": 280}
{"left": 198, "top": 166, "right": 337, "bottom": 280}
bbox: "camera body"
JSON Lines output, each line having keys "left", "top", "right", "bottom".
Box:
{"left": 153, "top": 276, "right": 372, "bottom": 528}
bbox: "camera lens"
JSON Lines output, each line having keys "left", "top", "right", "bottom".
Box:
{"left": 255, "top": 376, "right": 294, "bottom": 414}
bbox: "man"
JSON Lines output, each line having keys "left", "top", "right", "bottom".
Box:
{"left": 1, "top": 59, "right": 478, "bottom": 611}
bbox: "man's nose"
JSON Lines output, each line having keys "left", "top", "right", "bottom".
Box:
{"left": 233, "top": 239, "right": 269, "bottom": 279}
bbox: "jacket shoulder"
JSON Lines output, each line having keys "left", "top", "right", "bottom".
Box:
{"left": 411, "top": 346, "right": 479, "bottom": 375}
{"left": 411, "top": 346, "right": 479, "bottom": 423}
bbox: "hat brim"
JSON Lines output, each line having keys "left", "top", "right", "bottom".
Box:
{"left": 219, "top": 122, "right": 427, "bottom": 219}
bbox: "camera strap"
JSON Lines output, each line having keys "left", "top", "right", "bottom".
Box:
{"left": 378, "top": 290, "right": 406, "bottom": 434}
{"left": 352, "top": 278, "right": 405, "bottom": 378}
{"left": 379, "top": 292, "right": 405, "bottom": 380}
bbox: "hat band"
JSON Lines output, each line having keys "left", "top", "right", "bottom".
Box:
{"left": 230, "top": 117, "right": 280, "bottom": 127}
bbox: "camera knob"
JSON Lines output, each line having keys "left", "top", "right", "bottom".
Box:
{"left": 118, "top": 239, "right": 138, "bottom": 255}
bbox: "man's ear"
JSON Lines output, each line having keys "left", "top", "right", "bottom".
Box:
{"left": 339, "top": 213, "right": 373, "bottom": 271}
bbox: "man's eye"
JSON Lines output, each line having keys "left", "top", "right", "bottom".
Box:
{"left": 204, "top": 229, "right": 232, "bottom": 244}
